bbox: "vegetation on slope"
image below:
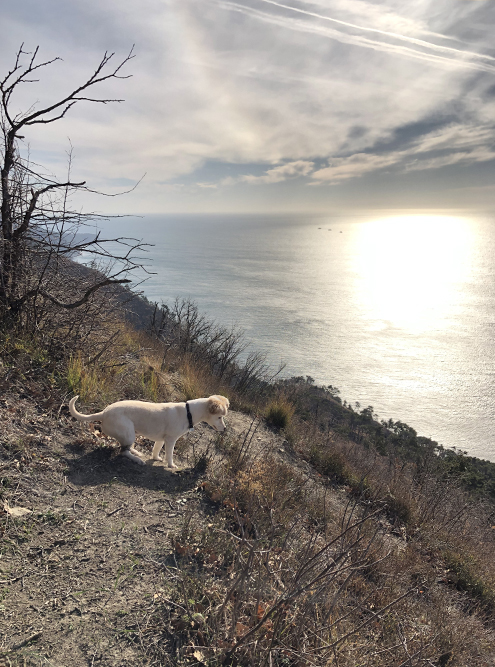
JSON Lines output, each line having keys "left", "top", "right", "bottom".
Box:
{"left": 0, "top": 296, "right": 494, "bottom": 666}
{"left": 277, "top": 375, "right": 495, "bottom": 501}
{"left": 0, "top": 43, "right": 494, "bottom": 667}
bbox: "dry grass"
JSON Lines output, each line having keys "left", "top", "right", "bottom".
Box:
{"left": 1, "top": 302, "right": 494, "bottom": 666}
{"left": 152, "top": 431, "right": 495, "bottom": 666}
{"left": 180, "top": 356, "right": 220, "bottom": 402}
{"left": 64, "top": 326, "right": 180, "bottom": 412}
{"left": 265, "top": 395, "right": 295, "bottom": 432}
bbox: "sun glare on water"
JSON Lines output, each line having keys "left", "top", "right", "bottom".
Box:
{"left": 353, "top": 215, "right": 473, "bottom": 332}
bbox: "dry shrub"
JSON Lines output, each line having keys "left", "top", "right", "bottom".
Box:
{"left": 265, "top": 395, "right": 295, "bottom": 431}
{"left": 170, "top": 349, "right": 257, "bottom": 414}
{"left": 179, "top": 356, "right": 222, "bottom": 401}
{"left": 167, "top": 477, "right": 495, "bottom": 667}
{"left": 161, "top": 496, "right": 410, "bottom": 667}
{"left": 65, "top": 326, "right": 176, "bottom": 409}
{"left": 159, "top": 433, "right": 446, "bottom": 666}
{"left": 66, "top": 352, "right": 114, "bottom": 404}
{"left": 233, "top": 457, "right": 307, "bottom": 527}
{"left": 309, "top": 442, "right": 353, "bottom": 485}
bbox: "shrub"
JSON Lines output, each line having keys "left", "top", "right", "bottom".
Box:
{"left": 309, "top": 444, "right": 351, "bottom": 485}
{"left": 384, "top": 491, "right": 413, "bottom": 525}
{"left": 180, "top": 357, "right": 216, "bottom": 401}
{"left": 66, "top": 353, "right": 106, "bottom": 402}
{"left": 265, "top": 396, "right": 295, "bottom": 431}
{"left": 443, "top": 550, "right": 495, "bottom": 613}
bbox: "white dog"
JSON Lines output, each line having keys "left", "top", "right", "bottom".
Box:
{"left": 68, "top": 395, "right": 229, "bottom": 468}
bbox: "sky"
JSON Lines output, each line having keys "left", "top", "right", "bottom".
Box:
{"left": 2, "top": 0, "right": 495, "bottom": 214}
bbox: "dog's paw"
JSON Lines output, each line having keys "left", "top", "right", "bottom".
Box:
{"left": 123, "top": 450, "right": 146, "bottom": 465}
{"left": 152, "top": 455, "right": 163, "bottom": 462}
{"left": 167, "top": 462, "right": 178, "bottom": 469}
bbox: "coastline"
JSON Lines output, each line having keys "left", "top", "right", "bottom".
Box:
{"left": 97, "top": 213, "right": 495, "bottom": 462}
{"left": 119, "top": 283, "right": 495, "bottom": 481}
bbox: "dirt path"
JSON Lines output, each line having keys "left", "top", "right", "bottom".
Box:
{"left": 0, "top": 397, "right": 288, "bottom": 666}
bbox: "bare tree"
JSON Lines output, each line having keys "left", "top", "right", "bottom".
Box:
{"left": 149, "top": 297, "right": 282, "bottom": 392}
{"left": 0, "top": 44, "right": 147, "bottom": 331}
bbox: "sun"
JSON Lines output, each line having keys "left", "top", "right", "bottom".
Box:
{"left": 353, "top": 214, "right": 473, "bottom": 332}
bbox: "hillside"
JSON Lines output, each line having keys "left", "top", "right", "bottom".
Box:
{"left": 0, "top": 380, "right": 283, "bottom": 664}
{"left": 2, "top": 41, "right": 494, "bottom": 666}
{"left": 0, "top": 298, "right": 495, "bottom": 667}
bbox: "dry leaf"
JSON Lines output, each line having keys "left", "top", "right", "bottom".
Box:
{"left": 3, "top": 501, "right": 32, "bottom": 517}
{"left": 174, "top": 541, "right": 189, "bottom": 555}
{"left": 235, "top": 622, "right": 249, "bottom": 636}
{"left": 193, "top": 650, "right": 206, "bottom": 663}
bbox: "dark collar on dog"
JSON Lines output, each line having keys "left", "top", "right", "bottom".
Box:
{"left": 185, "top": 402, "right": 194, "bottom": 431}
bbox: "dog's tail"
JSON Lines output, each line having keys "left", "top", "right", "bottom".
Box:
{"left": 69, "top": 396, "right": 105, "bottom": 422}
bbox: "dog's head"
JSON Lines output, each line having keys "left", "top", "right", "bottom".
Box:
{"left": 207, "top": 395, "right": 229, "bottom": 432}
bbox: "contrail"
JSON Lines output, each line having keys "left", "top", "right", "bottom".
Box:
{"left": 256, "top": 0, "right": 495, "bottom": 62}
{"left": 216, "top": 0, "right": 495, "bottom": 71}
{"left": 297, "top": 0, "right": 462, "bottom": 43}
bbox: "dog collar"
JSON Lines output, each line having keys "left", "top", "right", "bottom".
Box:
{"left": 185, "top": 402, "right": 194, "bottom": 431}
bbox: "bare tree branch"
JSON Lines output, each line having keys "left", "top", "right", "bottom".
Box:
{"left": 12, "top": 46, "right": 134, "bottom": 129}
{"left": 0, "top": 44, "right": 147, "bottom": 334}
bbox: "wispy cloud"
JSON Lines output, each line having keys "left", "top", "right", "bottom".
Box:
{"left": 217, "top": 0, "right": 495, "bottom": 73}
{"left": 1, "top": 0, "right": 495, "bottom": 211}
{"left": 310, "top": 122, "right": 495, "bottom": 183}
{"left": 312, "top": 154, "right": 398, "bottom": 182}
{"left": 239, "top": 160, "right": 315, "bottom": 183}
{"left": 256, "top": 0, "right": 476, "bottom": 53}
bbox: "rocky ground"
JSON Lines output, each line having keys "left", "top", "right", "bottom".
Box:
{"left": 1, "top": 382, "right": 494, "bottom": 667}
{"left": 0, "top": 388, "right": 294, "bottom": 666}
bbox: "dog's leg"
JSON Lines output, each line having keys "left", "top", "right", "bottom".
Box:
{"left": 152, "top": 440, "right": 165, "bottom": 461}
{"left": 122, "top": 448, "right": 146, "bottom": 466}
{"left": 117, "top": 432, "right": 145, "bottom": 466}
{"left": 165, "top": 438, "right": 178, "bottom": 469}
{"left": 130, "top": 445, "right": 145, "bottom": 458}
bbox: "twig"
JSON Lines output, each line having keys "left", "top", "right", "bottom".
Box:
{"left": 11, "top": 631, "right": 42, "bottom": 651}
{"left": 317, "top": 588, "right": 416, "bottom": 652}
{"left": 107, "top": 506, "right": 125, "bottom": 516}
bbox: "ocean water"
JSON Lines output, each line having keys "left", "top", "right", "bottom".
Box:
{"left": 94, "top": 212, "right": 495, "bottom": 461}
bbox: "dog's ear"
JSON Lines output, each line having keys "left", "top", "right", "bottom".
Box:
{"left": 208, "top": 395, "right": 229, "bottom": 414}
{"left": 208, "top": 398, "right": 222, "bottom": 414}
{"left": 218, "top": 395, "right": 229, "bottom": 408}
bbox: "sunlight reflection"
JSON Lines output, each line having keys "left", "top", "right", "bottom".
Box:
{"left": 354, "top": 215, "right": 473, "bottom": 331}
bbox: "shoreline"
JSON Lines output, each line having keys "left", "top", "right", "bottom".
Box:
{"left": 96, "top": 213, "right": 495, "bottom": 462}
{"left": 118, "top": 284, "right": 495, "bottom": 467}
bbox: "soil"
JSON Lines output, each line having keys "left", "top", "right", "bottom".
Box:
{"left": 3, "top": 384, "right": 488, "bottom": 666}
{"left": 0, "top": 390, "right": 289, "bottom": 666}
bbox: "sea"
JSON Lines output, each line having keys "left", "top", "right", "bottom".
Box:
{"left": 89, "top": 212, "right": 495, "bottom": 462}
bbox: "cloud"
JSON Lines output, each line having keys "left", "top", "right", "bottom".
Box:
{"left": 303, "top": 0, "right": 459, "bottom": 41}
{"left": 404, "top": 147, "right": 495, "bottom": 172}
{"left": 217, "top": 0, "right": 495, "bottom": 73}
{"left": 312, "top": 153, "right": 399, "bottom": 182}
{"left": 239, "top": 160, "right": 315, "bottom": 183}
{"left": 2, "top": 0, "right": 495, "bottom": 211}
{"left": 311, "top": 121, "right": 495, "bottom": 183}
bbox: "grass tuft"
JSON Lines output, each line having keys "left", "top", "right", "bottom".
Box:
{"left": 180, "top": 358, "right": 214, "bottom": 401}
{"left": 443, "top": 550, "right": 495, "bottom": 613}
{"left": 265, "top": 396, "right": 294, "bottom": 431}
